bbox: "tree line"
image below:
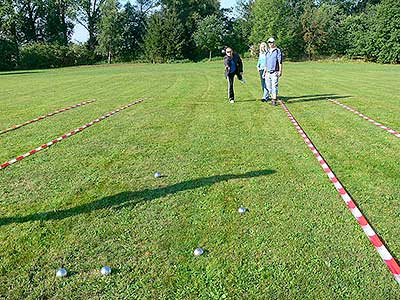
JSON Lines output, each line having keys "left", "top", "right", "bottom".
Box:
{"left": 0, "top": 0, "right": 398, "bottom": 70}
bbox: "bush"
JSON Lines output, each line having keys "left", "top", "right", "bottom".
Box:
{"left": 19, "top": 43, "right": 94, "bottom": 69}
{"left": 0, "top": 39, "right": 18, "bottom": 71}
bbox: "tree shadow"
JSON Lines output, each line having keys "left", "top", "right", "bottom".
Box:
{"left": 0, "top": 71, "right": 41, "bottom": 76}
{"left": 0, "top": 169, "right": 277, "bottom": 227}
{"left": 280, "top": 94, "right": 352, "bottom": 104}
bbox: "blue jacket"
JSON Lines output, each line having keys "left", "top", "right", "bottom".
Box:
{"left": 224, "top": 52, "right": 243, "bottom": 77}
{"left": 265, "top": 48, "right": 283, "bottom": 72}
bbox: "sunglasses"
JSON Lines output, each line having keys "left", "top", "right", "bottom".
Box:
{"left": 268, "top": 41, "right": 274, "bottom": 44}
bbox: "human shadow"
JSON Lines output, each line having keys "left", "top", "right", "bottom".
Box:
{"left": 0, "top": 71, "right": 41, "bottom": 76}
{"left": 280, "top": 94, "right": 351, "bottom": 104}
{"left": 0, "top": 169, "right": 276, "bottom": 227}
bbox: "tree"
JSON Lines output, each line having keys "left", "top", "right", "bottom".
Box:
{"left": 1, "top": 0, "right": 21, "bottom": 69}
{"left": 251, "top": 0, "right": 305, "bottom": 59}
{"left": 119, "top": 2, "right": 146, "bottom": 61}
{"left": 144, "top": 8, "right": 184, "bottom": 62}
{"left": 134, "top": 0, "right": 160, "bottom": 15}
{"left": 14, "top": 0, "right": 46, "bottom": 43}
{"left": 160, "top": 0, "right": 220, "bottom": 59}
{"left": 162, "top": 8, "right": 184, "bottom": 60}
{"left": 193, "top": 14, "right": 223, "bottom": 60}
{"left": 97, "top": 0, "right": 121, "bottom": 63}
{"left": 373, "top": 0, "right": 400, "bottom": 63}
{"left": 301, "top": 3, "right": 345, "bottom": 59}
{"left": 143, "top": 12, "right": 163, "bottom": 62}
{"left": 43, "top": 0, "right": 74, "bottom": 45}
{"left": 75, "top": 0, "right": 105, "bottom": 51}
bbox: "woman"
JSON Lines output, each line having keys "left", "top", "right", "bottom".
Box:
{"left": 256, "top": 42, "right": 267, "bottom": 102}
{"left": 223, "top": 47, "right": 245, "bottom": 104}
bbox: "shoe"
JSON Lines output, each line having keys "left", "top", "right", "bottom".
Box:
{"left": 230, "top": 99, "right": 235, "bottom": 103}
{"left": 239, "top": 79, "right": 246, "bottom": 84}
{"left": 271, "top": 100, "right": 276, "bottom": 106}
{"left": 261, "top": 98, "right": 266, "bottom": 102}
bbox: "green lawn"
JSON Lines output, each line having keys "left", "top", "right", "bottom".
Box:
{"left": 0, "top": 61, "right": 399, "bottom": 299}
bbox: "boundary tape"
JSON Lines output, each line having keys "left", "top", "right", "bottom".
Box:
{"left": 0, "top": 99, "right": 97, "bottom": 135}
{"left": 279, "top": 100, "right": 400, "bottom": 284}
{"left": 1, "top": 99, "right": 144, "bottom": 170}
{"left": 330, "top": 99, "right": 400, "bottom": 138}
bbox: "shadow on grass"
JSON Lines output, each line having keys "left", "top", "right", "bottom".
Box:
{"left": 0, "top": 169, "right": 276, "bottom": 227}
{"left": 281, "top": 94, "right": 351, "bottom": 104}
{"left": 0, "top": 71, "right": 41, "bottom": 76}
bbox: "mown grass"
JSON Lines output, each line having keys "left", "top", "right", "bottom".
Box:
{"left": 0, "top": 61, "right": 399, "bottom": 299}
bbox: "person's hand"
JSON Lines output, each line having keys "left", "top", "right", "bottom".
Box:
{"left": 239, "top": 72, "right": 243, "bottom": 76}
{"left": 278, "top": 71, "right": 282, "bottom": 77}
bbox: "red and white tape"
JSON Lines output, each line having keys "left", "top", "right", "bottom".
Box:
{"left": 0, "top": 99, "right": 144, "bottom": 170}
{"left": 0, "top": 99, "right": 97, "bottom": 135}
{"left": 279, "top": 100, "right": 400, "bottom": 284}
{"left": 330, "top": 99, "right": 400, "bottom": 138}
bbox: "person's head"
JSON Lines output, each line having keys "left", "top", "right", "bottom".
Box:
{"left": 267, "top": 37, "right": 276, "bottom": 49}
{"left": 225, "top": 47, "right": 233, "bottom": 57}
{"left": 260, "top": 42, "right": 267, "bottom": 53}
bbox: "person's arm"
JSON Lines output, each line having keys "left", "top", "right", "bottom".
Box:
{"left": 237, "top": 54, "right": 243, "bottom": 75}
{"left": 278, "top": 50, "right": 283, "bottom": 77}
{"left": 223, "top": 56, "right": 230, "bottom": 73}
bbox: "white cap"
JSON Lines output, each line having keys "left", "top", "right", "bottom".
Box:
{"left": 267, "top": 37, "right": 275, "bottom": 43}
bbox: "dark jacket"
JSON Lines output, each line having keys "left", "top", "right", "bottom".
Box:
{"left": 224, "top": 52, "right": 243, "bottom": 77}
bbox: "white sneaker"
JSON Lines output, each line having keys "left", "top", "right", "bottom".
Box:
{"left": 239, "top": 78, "right": 246, "bottom": 84}
{"left": 229, "top": 99, "right": 235, "bottom": 103}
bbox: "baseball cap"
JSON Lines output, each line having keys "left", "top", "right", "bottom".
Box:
{"left": 267, "top": 37, "right": 275, "bottom": 43}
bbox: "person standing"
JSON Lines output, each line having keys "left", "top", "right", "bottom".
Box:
{"left": 263, "top": 37, "right": 283, "bottom": 106}
{"left": 257, "top": 42, "right": 267, "bottom": 102}
{"left": 224, "top": 47, "right": 245, "bottom": 104}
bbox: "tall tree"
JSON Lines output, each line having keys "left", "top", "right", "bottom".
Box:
{"left": 119, "top": 2, "right": 146, "bottom": 61}
{"left": 372, "top": 0, "right": 400, "bottom": 63}
{"left": 14, "top": 0, "right": 46, "bottom": 43}
{"left": 162, "top": 8, "right": 184, "bottom": 60}
{"left": 97, "top": 0, "right": 121, "bottom": 63}
{"left": 251, "top": 0, "right": 305, "bottom": 59}
{"left": 44, "top": 0, "right": 74, "bottom": 45}
{"left": 143, "top": 11, "right": 163, "bottom": 62}
{"left": 0, "top": 0, "right": 20, "bottom": 69}
{"left": 161, "top": 0, "right": 220, "bottom": 58}
{"left": 134, "top": 0, "right": 159, "bottom": 15}
{"left": 301, "top": 2, "right": 345, "bottom": 59}
{"left": 193, "top": 14, "right": 223, "bottom": 60}
{"left": 75, "top": 0, "right": 105, "bottom": 51}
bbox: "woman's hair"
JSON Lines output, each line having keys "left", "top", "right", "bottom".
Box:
{"left": 259, "top": 42, "right": 267, "bottom": 53}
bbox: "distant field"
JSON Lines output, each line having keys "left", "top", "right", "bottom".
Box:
{"left": 0, "top": 61, "right": 399, "bottom": 299}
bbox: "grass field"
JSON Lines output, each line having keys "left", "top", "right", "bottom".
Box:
{"left": 0, "top": 60, "right": 399, "bottom": 299}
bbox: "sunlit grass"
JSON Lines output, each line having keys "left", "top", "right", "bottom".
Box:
{"left": 0, "top": 61, "right": 399, "bottom": 299}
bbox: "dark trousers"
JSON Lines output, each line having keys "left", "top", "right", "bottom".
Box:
{"left": 227, "top": 72, "right": 242, "bottom": 100}
{"left": 227, "top": 73, "right": 235, "bottom": 100}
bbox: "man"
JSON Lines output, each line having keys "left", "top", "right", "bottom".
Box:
{"left": 263, "top": 37, "right": 283, "bottom": 106}
{"left": 223, "top": 47, "right": 245, "bottom": 104}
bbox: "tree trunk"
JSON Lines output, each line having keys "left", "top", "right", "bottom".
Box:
{"left": 209, "top": 50, "right": 212, "bottom": 61}
{"left": 108, "top": 50, "right": 111, "bottom": 64}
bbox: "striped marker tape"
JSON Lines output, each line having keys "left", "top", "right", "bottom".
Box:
{"left": 330, "top": 99, "right": 400, "bottom": 138}
{"left": 0, "top": 99, "right": 97, "bottom": 135}
{"left": 279, "top": 100, "right": 400, "bottom": 284}
{"left": 0, "top": 99, "right": 144, "bottom": 170}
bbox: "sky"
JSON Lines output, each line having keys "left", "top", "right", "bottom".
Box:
{"left": 71, "top": 0, "right": 237, "bottom": 43}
